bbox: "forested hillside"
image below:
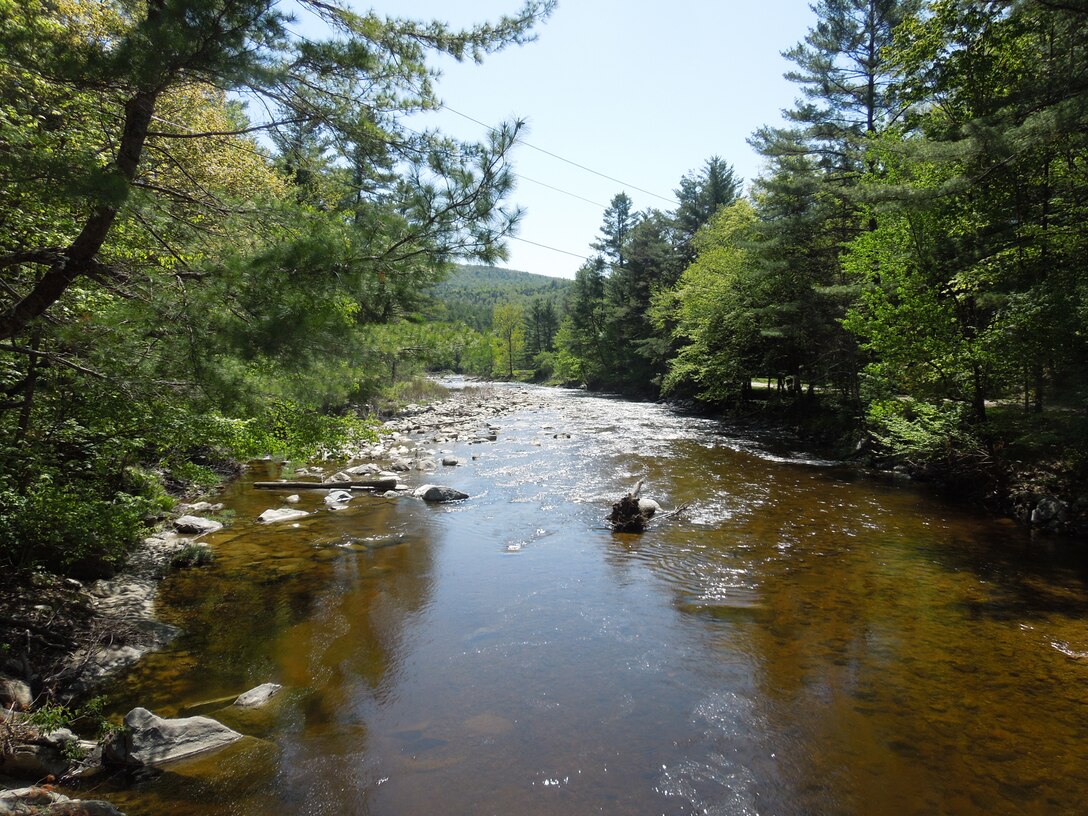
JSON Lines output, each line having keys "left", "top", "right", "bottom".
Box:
{"left": 429, "top": 265, "right": 571, "bottom": 331}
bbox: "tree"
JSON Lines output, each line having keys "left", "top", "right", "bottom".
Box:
{"left": 655, "top": 200, "right": 764, "bottom": 404}
{"left": 492, "top": 302, "right": 525, "bottom": 379}
{"left": 0, "top": 0, "right": 555, "bottom": 342}
{"left": 554, "top": 257, "right": 610, "bottom": 386}
{"left": 674, "top": 156, "right": 742, "bottom": 262}
{"left": 0, "top": 0, "right": 555, "bottom": 574}
{"left": 591, "top": 192, "right": 639, "bottom": 270}
{"left": 600, "top": 210, "right": 682, "bottom": 392}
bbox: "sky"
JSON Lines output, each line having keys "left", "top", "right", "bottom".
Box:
{"left": 325, "top": 0, "right": 817, "bottom": 278}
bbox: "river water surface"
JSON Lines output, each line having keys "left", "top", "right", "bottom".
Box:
{"left": 98, "top": 383, "right": 1088, "bottom": 815}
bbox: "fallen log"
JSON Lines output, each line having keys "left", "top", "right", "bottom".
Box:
{"left": 254, "top": 479, "right": 398, "bottom": 491}
{"left": 608, "top": 479, "right": 647, "bottom": 533}
{"left": 607, "top": 479, "right": 689, "bottom": 533}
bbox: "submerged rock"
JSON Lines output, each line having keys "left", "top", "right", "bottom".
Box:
{"left": 257, "top": 508, "right": 309, "bottom": 524}
{"left": 107, "top": 707, "right": 242, "bottom": 768}
{"left": 232, "top": 683, "right": 282, "bottom": 709}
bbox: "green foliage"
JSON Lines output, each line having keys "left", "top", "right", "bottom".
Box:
{"left": 27, "top": 694, "right": 117, "bottom": 740}
{"left": 867, "top": 399, "right": 989, "bottom": 476}
{"left": 0, "top": 480, "right": 151, "bottom": 575}
{"left": 219, "top": 401, "right": 378, "bottom": 461}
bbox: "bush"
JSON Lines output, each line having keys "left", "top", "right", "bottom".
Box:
{"left": 0, "top": 479, "right": 151, "bottom": 576}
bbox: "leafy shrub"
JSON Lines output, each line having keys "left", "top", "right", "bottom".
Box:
{"left": 867, "top": 399, "right": 989, "bottom": 476}
{"left": 0, "top": 479, "right": 151, "bottom": 576}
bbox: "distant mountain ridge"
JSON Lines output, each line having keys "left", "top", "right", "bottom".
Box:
{"left": 429, "top": 264, "right": 571, "bottom": 331}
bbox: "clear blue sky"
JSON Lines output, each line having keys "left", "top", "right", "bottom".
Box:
{"left": 336, "top": 1, "right": 817, "bottom": 278}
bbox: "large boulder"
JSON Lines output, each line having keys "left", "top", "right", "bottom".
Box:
{"left": 172, "top": 516, "right": 223, "bottom": 535}
{"left": 106, "top": 707, "right": 242, "bottom": 768}
{"left": 413, "top": 485, "right": 469, "bottom": 503}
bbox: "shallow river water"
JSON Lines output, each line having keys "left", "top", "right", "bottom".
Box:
{"left": 96, "top": 383, "right": 1088, "bottom": 815}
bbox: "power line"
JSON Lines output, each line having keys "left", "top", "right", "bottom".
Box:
{"left": 441, "top": 104, "right": 680, "bottom": 207}
{"left": 516, "top": 174, "right": 607, "bottom": 208}
{"left": 510, "top": 235, "right": 592, "bottom": 261}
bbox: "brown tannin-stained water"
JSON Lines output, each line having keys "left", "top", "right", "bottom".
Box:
{"left": 95, "top": 383, "right": 1088, "bottom": 816}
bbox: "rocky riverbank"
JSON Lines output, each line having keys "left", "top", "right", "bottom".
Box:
{"left": 0, "top": 381, "right": 552, "bottom": 811}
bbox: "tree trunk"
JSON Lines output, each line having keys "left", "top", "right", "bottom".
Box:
{"left": 0, "top": 83, "right": 160, "bottom": 341}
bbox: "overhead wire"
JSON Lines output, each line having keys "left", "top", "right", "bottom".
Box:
{"left": 441, "top": 104, "right": 680, "bottom": 207}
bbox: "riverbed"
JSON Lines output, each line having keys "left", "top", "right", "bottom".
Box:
{"left": 95, "top": 382, "right": 1088, "bottom": 815}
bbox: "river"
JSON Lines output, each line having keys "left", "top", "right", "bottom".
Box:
{"left": 95, "top": 382, "right": 1088, "bottom": 815}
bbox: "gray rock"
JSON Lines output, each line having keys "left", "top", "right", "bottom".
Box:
{"left": 324, "top": 471, "right": 352, "bottom": 483}
{"left": 232, "top": 683, "right": 283, "bottom": 709}
{"left": 284, "top": 494, "right": 301, "bottom": 504}
{"left": 257, "top": 508, "right": 309, "bottom": 524}
{"left": 413, "top": 484, "right": 469, "bottom": 503}
{"left": 323, "top": 490, "right": 353, "bottom": 506}
{"left": 345, "top": 463, "right": 379, "bottom": 476}
{"left": 441, "top": 457, "right": 460, "bottom": 467}
{"left": 172, "top": 515, "right": 223, "bottom": 535}
{"left": 0, "top": 787, "right": 125, "bottom": 816}
{"left": 638, "top": 498, "right": 662, "bottom": 518}
{"left": 0, "top": 742, "right": 71, "bottom": 780}
{"left": 1032, "top": 496, "right": 1070, "bottom": 526}
{"left": 382, "top": 490, "right": 400, "bottom": 498}
{"left": 110, "top": 707, "right": 242, "bottom": 768}
{"left": 416, "top": 458, "right": 438, "bottom": 472}
{"left": 0, "top": 674, "right": 32, "bottom": 709}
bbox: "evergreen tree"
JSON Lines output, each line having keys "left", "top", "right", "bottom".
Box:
{"left": 591, "top": 192, "right": 639, "bottom": 270}
{"left": 674, "top": 156, "right": 742, "bottom": 262}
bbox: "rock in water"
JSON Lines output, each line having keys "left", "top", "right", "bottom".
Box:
{"left": 324, "top": 490, "right": 352, "bottom": 506}
{"left": 0, "top": 787, "right": 125, "bottom": 816}
{"left": 638, "top": 498, "right": 661, "bottom": 518}
{"left": 257, "top": 508, "right": 309, "bottom": 523}
{"left": 233, "top": 683, "right": 283, "bottom": 709}
{"left": 172, "top": 515, "right": 223, "bottom": 535}
{"left": 413, "top": 485, "right": 469, "bottom": 503}
{"left": 109, "top": 707, "right": 242, "bottom": 767}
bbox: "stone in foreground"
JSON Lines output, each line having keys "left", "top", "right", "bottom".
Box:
{"left": 109, "top": 707, "right": 242, "bottom": 767}
{"left": 0, "top": 787, "right": 124, "bottom": 816}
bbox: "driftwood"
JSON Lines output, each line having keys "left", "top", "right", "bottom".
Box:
{"left": 253, "top": 479, "right": 397, "bottom": 491}
{"left": 607, "top": 479, "right": 690, "bottom": 533}
{"left": 608, "top": 479, "right": 648, "bottom": 533}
